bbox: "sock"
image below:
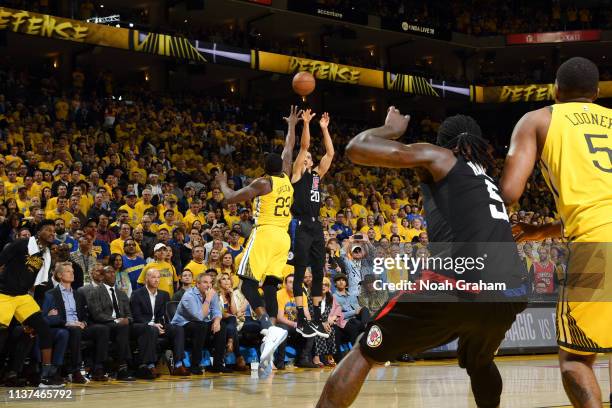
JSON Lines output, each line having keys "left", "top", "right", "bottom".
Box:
{"left": 297, "top": 306, "right": 305, "bottom": 323}
{"left": 313, "top": 306, "right": 321, "bottom": 322}
{"left": 259, "top": 312, "right": 272, "bottom": 330}
{"left": 41, "top": 364, "right": 54, "bottom": 378}
{"left": 175, "top": 361, "right": 183, "bottom": 368}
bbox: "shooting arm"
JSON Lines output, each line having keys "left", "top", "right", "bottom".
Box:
{"left": 219, "top": 178, "right": 271, "bottom": 205}
{"left": 292, "top": 113, "right": 314, "bottom": 182}
{"left": 316, "top": 123, "right": 335, "bottom": 179}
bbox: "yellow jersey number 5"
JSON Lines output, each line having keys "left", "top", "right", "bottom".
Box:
{"left": 585, "top": 134, "right": 612, "bottom": 173}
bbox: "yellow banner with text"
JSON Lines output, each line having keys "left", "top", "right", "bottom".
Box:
{"left": 256, "top": 51, "right": 384, "bottom": 89}
{"left": 473, "top": 82, "right": 612, "bottom": 103}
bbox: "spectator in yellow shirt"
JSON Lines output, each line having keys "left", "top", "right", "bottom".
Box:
{"left": 55, "top": 96, "right": 69, "bottom": 121}
{"left": 183, "top": 199, "right": 206, "bottom": 230}
{"left": 118, "top": 192, "right": 139, "bottom": 227}
{"left": 382, "top": 213, "right": 404, "bottom": 238}
{"left": 320, "top": 196, "right": 337, "bottom": 219}
{"left": 45, "top": 196, "right": 73, "bottom": 225}
{"left": 223, "top": 203, "right": 240, "bottom": 227}
{"left": 4, "top": 169, "right": 20, "bottom": 198}
{"left": 360, "top": 215, "right": 382, "bottom": 240}
{"left": 405, "top": 218, "right": 426, "bottom": 242}
{"left": 184, "top": 245, "right": 207, "bottom": 276}
{"left": 110, "top": 223, "right": 143, "bottom": 255}
{"left": 137, "top": 243, "right": 178, "bottom": 296}
{"left": 5, "top": 146, "right": 23, "bottom": 167}
{"left": 346, "top": 197, "right": 368, "bottom": 220}
{"left": 15, "top": 185, "right": 30, "bottom": 214}
{"left": 158, "top": 209, "right": 178, "bottom": 233}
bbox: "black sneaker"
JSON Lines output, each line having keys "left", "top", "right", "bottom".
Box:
{"left": 296, "top": 321, "right": 316, "bottom": 338}
{"left": 190, "top": 367, "right": 204, "bottom": 375}
{"left": 135, "top": 366, "right": 155, "bottom": 380}
{"left": 309, "top": 320, "right": 330, "bottom": 339}
{"left": 208, "top": 365, "right": 233, "bottom": 374}
{"left": 39, "top": 374, "right": 66, "bottom": 388}
{"left": 116, "top": 369, "right": 136, "bottom": 381}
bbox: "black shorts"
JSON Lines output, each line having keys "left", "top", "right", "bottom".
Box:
{"left": 292, "top": 219, "right": 325, "bottom": 271}
{"left": 360, "top": 292, "right": 526, "bottom": 369}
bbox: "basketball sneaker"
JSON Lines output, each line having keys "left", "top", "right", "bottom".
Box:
{"left": 309, "top": 320, "right": 330, "bottom": 339}
{"left": 296, "top": 321, "right": 317, "bottom": 338}
{"left": 260, "top": 325, "right": 288, "bottom": 365}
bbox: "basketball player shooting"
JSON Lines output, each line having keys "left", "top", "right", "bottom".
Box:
{"left": 215, "top": 105, "right": 301, "bottom": 374}
{"left": 500, "top": 57, "right": 612, "bottom": 408}
{"left": 291, "top": 110, "right": 335, "bottom": 339}
{"left": 316, "top": 107, "right": 527, "bottom": 408}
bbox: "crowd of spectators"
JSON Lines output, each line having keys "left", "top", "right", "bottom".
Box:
{"left": 0, "top": 56, "right": 566, "bottom": 386}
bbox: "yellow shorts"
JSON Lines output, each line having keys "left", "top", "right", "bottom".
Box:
{"left": 557, "top": 227, "right": 612, "bottom": 355}
{"left": 0, "top": 293, "right": 41, "bottom": 327}
{"left": 237, "top": 225, "right": 291, "bottom": 285}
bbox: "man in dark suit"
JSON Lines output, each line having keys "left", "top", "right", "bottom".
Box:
{"left": 83, "top": 265, "right": 157, "bottom": 380}
{"left": 130, "top": 268, "right": 173, "bottom": 377}
{"left": 42, "top": 262, "right": 110, "bottom": 382}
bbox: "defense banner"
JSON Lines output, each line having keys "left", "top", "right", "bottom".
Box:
{"left": 255, "top": 51, "right": 384, "bottom": 89}
{"left": 0, "top": 7, "right": 252, "bottom": 67}
{"left": 473, "top": 81, "right": 612, "bottom": 103}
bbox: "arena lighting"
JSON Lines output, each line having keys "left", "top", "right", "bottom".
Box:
{"left": 86, "top": 15, "right": 120, "bottom": 24}
{"left": 195, "top": 41, "right": 251, "bottom": 64}
{"left": 429, "top": 81, "right": 471, "bottom": 97}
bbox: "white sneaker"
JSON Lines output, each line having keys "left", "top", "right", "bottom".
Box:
{"left": 259, "top": 325, "right": 288, "bottom": 365}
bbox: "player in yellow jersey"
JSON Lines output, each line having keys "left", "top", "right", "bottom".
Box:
{"left": 501, "top": 57, "right": 612, "bottom": 407}
{"left": 215, "top": 106, "right": 301, "bottom": 375}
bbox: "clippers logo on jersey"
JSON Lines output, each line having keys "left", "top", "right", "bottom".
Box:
{"left": 25, "top": 253, "right": 44, "bottom": 275}
{"left": 310, "top": 175, "right": 320, "bottom": 203}
{"left": 466, "top": 161, "right": 509, "bottom": 222}
{"left": 366, "top": 325, "right": 383, "bottom": 348}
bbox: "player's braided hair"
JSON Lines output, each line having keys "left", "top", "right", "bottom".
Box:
{"left": 436, "top": 114, "right": 493, "bottom": 170}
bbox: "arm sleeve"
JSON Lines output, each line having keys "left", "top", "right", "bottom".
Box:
{"left": 211, "top": 295, "right": 222, "bottom": 320}
{"left": 181, "top": 294, "right": 203, "bottom": 322}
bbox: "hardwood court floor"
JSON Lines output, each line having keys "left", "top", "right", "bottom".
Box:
{"left": 2, "top": 355, "right": 611, "bottom": 407}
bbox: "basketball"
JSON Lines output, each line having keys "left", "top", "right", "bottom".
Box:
{"left": 292, "top": 71, "right": 316, "bottom": 96}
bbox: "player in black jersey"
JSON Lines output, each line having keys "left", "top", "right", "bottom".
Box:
{"left": 317, "top": 108, "right": 527, "bottom": 408}
{"left": 291, "top": 111, "right": 335, "bottom": 339}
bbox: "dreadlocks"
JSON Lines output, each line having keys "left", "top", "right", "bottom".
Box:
{"left": 436, "top": 114, "right": 494, "bottom": 170}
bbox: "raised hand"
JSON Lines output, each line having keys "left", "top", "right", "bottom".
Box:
{"left": 283, "top": 105, "right": 304, "bottom": 126}
{"left": 320, "top": 112, "right": 330, "bottom": 130}
{"left": 301, "top": 108, "right": 316, "bottom": 123}
{"left": 383, "top": 106, "right": 410, "bottom": 140}
{"left": 215, "top": 171, "right": 228, "bottom": 185}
